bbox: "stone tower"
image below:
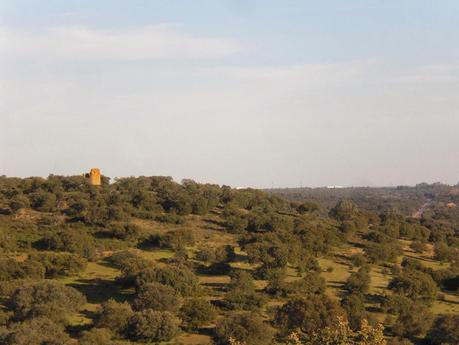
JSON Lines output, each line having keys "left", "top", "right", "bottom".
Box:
{"left": 87, "top": 168, "right": 101, "bottom": 186}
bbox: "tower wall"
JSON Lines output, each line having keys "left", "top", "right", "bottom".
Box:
{"left": 89, "top": 168, "right": 101, "bottom": 186}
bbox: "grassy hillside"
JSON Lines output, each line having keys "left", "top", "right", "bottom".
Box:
{"left": 0, "top": 176, "right": 458, "bottom": 345}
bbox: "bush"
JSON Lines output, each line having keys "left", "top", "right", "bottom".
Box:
{"left": 264, "top": 268, "right": 287, "bottom": 296}
{"left": 108, "top": 223, "right": 141, "bottom": 241}
{"left": 9, "top": 280, "right": 86, "bottom": 323}
{"left": 127, "top": 309, "right": 180, "bottom": 342}
{"left": 134, "top": 265, "right": 200, "bottom": 296}
{"left": 41, "top": 228, "right": 97, "bottom": 260}
{"left": 5, "top": 316, "right": 71, "bottom": 345}
{"left": 275, "top": 271, "right": 326, "bottom": 297}
{"left": 297, "top": 202, "right": 319, "bottom": 214}
{"left": 224, "top": 289, "right": 266, "bottom": 311}
{"left": 196, "top": 245, "right": 236, "bottom": 264}
{"left": 224, "top": 271, "right": 266, "bottom": 310}
{"left": 391, "top": 302, "right": 433, "bottom": 338}
{"left": 108, "top": 250, "right": 148, "bottom": 269}
{"left": 0, "top": 259, "right": 21, "bottom": 282}
{"left": 274, "top": 295, "right": 344, "bottom": 336}
{"left": 303, "top": 317, "right": 386, "bottom": 345}
{"left": 344, "top": 267, "right": 371, "bottom": 295}
{"left": 108, "top": 251, "right": 152, "bottom": 286}
{"left": 96, "top": 299, "right": 133, "bottom": 335}
{"left": 215, "top": 312, "right": 274, "bottom": 345}
{"left": 350, "top": 253, "right": 367, "bottom": 267}
{"left": 27, "top": 252, "right": 87, "bottom": 278}
{"left": 409, "top": 241, "right": 427, "bottom": 254}
{"left": 388, "top": 270, "right": 438, "bottom": 304}
{"left": 341, "top": 293, "right": 367, "bottom": 330}
{"left": 225, "top": 214, "right": 249, "bottom": 233}
{"left": 30, "top": 190, "right": 57, "bottom": 212}
{"left": 426, "top": 314, "right": 459, "bottom": 345}
{"left": 434, "top": 242, "right": 457, "bottom": 262}
{"left": 180, "top": 298, "right": 216, "bottom": 330}
{"left": 365, "top": 241, "right": 402, "bottom": 263}
{"left": 156, "top": 229, "right": 196, "bottom": 250}
{"left": 79, "top": 328, "right": 113, "bottom": 345}
{"left": 0, "top": 231, "right": 17, "bottom": 252}
{"left": 8, "top": 194, "right": 30, "bottom": 212}
{"left": 299, "top": 257, "right": 321, "bottom": 274}
{"left": 155, "top": 213, "right": 185, "bottom": 224}
{"left": 133, "top": 282, "right": 181, "bottom": 312}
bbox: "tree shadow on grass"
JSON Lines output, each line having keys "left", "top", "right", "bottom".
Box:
{"left": 201, "top": 282, "right": 227, "bottom": 292}
{"left": 196, "top": 326, "right": 215, "bottom": 337}
{"left": 202, "top": 218, "right": 226, "bottom": 231}
{"left": 97, "top": 259, "right": 121, "bottom": 271}
{"left": 366, "top": 305, "right": 383, "bottom": 313}
{"left": 67, "top": 323, "right": 92, "bottom": 338}
{"left": 68, "top": 278, "right": 133, "bottom": 304}
{"left": 365, "top": 293, "right": 385, "bottom": 305}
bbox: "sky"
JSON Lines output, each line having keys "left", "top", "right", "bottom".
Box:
{"left": 0, "top": 1, "right": 458, "bottom": 188}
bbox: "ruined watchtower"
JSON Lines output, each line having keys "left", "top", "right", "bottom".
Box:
{"left": 85, "top": 168, "right": 101, "bottom": 186}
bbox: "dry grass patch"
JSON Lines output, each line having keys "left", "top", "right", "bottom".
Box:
{"left": 318, "top": 257, "right": 351, "bottom": 298}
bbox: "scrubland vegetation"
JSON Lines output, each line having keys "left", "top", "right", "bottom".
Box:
{"left": 0, "top": 175, "right": 458, "bottom": 344}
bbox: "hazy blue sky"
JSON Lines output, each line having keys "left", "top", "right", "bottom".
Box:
{"left": 1, "top": 1, "right": 458, "bottom": 187}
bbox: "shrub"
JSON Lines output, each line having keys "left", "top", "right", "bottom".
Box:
{"left": 365, "top": 241, "right": 402, "bottom": 264}
{"left": 274, "top": 271, "right": 326, "bottom": 297}
{"left": 264, "top": 268, "right": 287, "bottom": 296}
{"left": 296, "top": 202, "right": 319, "bottom": 214}
{"left": 197, "top": 245, "right": 236, "bottom": 264}
{"left": 30, "top": 190, "right": 57, "bottom": 212}
{"left": 157, "top": 229, "right": 195, "bottom": 250}
{"left": 297, "top": 317, "right": 386, "bottom": 345}
{"left": 8, "top": 194, "right": 30, "bottom": 212}
{"left": 0, "top": 231, "right": 17, "bottom": 252}
{"left": 5, "top": 316, "right": 71, "bottom": 345}
{"left": 341, "top": 293, "right": 367, "bottom": 330}
{"left": 225, "top": 214, "right": 249, "bottom": 234}
{"left": 409, "top": 241, "right": 427, "bottom": 254}
{"left": 0, "top": 259, "right": 27, "bottom": 281}
{"left": 388, "top": 270, "right": 438, "bottom": 304}
{"left": 108, "top": 251, "right": 152, "bottom": 286}
{"left": 350, "top": 253, "right": 367, "bottom": 267}
{"left": 127, "top": 309, "right": 179, "bottom": 342}
{"left": 134, "top": 265, "right": 200, "bottom": 296}
{"left": 27, "top": 252, "right": 87, "bottom": 278}
{"left": 108, "top": 223, "right": 141, "bottom": 241}
{"left": 79, "top": 328, "right": 113, "bottom": 345}
{"left": 133, "top": 282, "right": 181, "bottom": 312}
{"left": 224, "top": 271, "right": 266, "bottom": 310}
{"left": 180, "top": 298, "right": 216, "bottom": 330}
{"left": 426, "top": 314, "right": 459, "bottom": 345}
{"left": 274, "top": 295, "right": 344, "bottom": 336}
{"left": 434, "top": 242, "right": 457, "bottom": 262}
{"left": 391, "top": 302, "right": 433, "bottom": 338}
{"left": 215, "top": 312, "right": 274, "bottom": 345}
{"left": 9, "top": 280, "right": 86, "bottom": 323}
{"left": 155, "top": 213, "right": 185, "bottom": 224}
{"left": 96, "top": 299, "right": 133, "bottom": 335}
{"left": 344, "top": 267, "right": 371, "bottom": 295}
{"left": 41, "top": 228, "right": 97, "bottom": 260}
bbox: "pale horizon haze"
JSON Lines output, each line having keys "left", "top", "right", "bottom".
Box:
{"left": 1, "top": 1, "right": 458, "bottom": 188}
